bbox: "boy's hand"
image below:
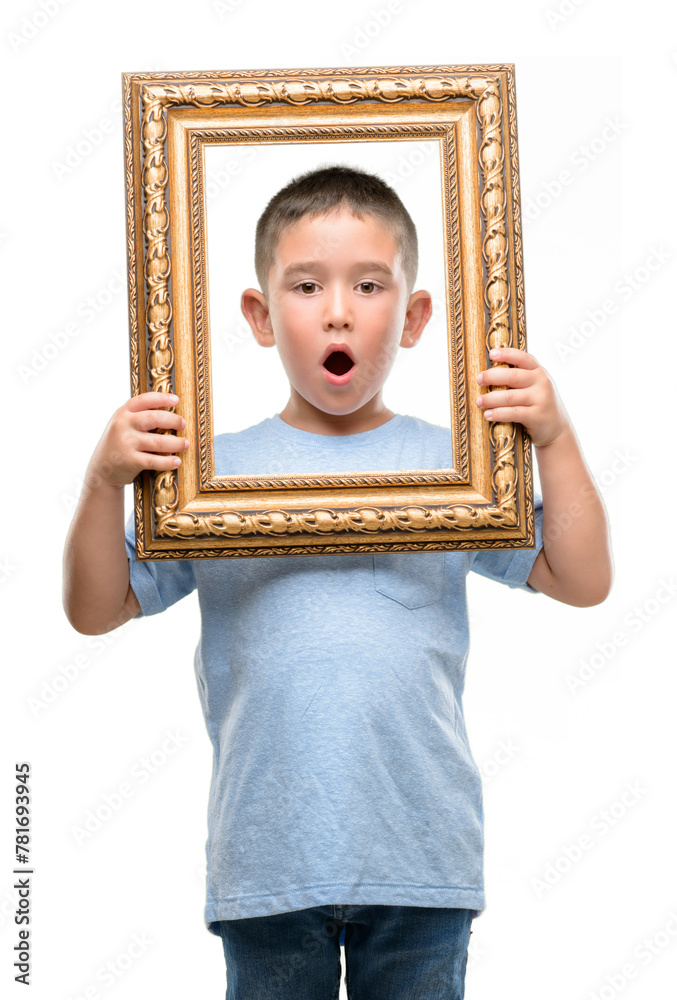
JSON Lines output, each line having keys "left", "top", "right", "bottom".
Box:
{"left": 475, "top": 347, "right": 569, "bottom": 448}
{"left": 86, "top": 392, "right": 190, "bottom": 491}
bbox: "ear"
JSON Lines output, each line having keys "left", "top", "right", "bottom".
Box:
{"left": 241, "top": 288, "right": 275, "bottom": 347}
{"left": 400, "top": 290, "right": 433, "bottom": 348}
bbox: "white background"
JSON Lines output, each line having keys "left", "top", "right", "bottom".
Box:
{"left": 2, "top": 2, "right": 675, "bottom": 999}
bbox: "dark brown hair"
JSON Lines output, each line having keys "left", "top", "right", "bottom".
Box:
{"left": 254, "top": 164, "right": 418, "bottom": 295}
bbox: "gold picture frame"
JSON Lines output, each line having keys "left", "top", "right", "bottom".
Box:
{"left": 123, "top": 64, "right": 535, "bottom": 560}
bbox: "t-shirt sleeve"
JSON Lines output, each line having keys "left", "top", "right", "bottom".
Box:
{"left": 467, "top": 493, "right": 544, "bottom": 593}
{"left": 124, "top": 509, "right": 197, "bottom": 617}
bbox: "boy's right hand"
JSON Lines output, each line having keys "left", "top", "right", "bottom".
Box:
{"left": 86, "top": 392, "right": 189, "bottom": 491}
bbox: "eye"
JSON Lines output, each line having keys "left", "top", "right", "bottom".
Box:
{"left": 358, "top": 281, "right": 378, "bottom": 293}
{"left": 296, "top": 281, "right": 318, "bottom": 295}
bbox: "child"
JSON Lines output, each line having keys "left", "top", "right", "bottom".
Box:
{"left": 63, "top": 166, "right": 612, "bottom": 999}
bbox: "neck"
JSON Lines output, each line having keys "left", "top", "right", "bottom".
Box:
{"left": 278, "top": 392, "right": 395, "bottom": 436}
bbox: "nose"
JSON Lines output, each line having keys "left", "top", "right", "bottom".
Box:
{"left": 323, "top": 283, "right": 353, "bottom": 331}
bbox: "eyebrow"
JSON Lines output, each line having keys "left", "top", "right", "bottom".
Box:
{"left": 281, "top": 260, "right": 395, "bottom": 280}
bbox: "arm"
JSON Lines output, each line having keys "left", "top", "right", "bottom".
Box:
{"left": 476, "top": 347, "right": 613, "bottom": 607}
{"left": 63, "top": 392, "right": 190, "bottom": 635}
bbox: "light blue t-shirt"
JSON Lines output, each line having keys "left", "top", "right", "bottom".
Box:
{"left": 125, "top": 413, "right": 544, "bottom": 931}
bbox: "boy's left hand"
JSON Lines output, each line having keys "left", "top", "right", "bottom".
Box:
{"left": 475, "top": 347, "right": 569, "bottom": 449}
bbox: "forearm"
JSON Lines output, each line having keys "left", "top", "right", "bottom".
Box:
{"left": 63, "top": 475, "right": 134, "bottom": 635}
{"left": 62, "top": 391, "right": 187, "bottom": 633}
{"left": 534, "top": 424, "right": 613, "bottom": 606}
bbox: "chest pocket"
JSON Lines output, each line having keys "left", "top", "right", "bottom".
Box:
{"left": 373, "top": 551, "right": 446, "bottom": 609}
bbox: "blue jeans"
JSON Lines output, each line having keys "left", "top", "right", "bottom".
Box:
{"left": 215, "top": 904, "right": 474, "bottom": 999}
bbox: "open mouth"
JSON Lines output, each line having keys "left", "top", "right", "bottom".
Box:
{"left": 323, "top": 351, "right": 355, "bottom": 376}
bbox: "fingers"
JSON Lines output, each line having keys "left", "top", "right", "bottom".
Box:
{"left": 477, "top": 348, "right": 545, "bottom": 384}
{"left": 126, "top": 391, "right": 180, "bottom": 412}
{"left": 122, "top": 394, "right": 187, "bottom": 445}
{"left": 101, "top": 394, "right": 190, "bottom": 483}
{"left": 128, "top": 428, "right": 189, "bottom": 474}
{"left": 134, "top": 407, "right": 186, "bottom": 433}
{"left": 131, "top": 402, "right": 189, "bottom": 461}
{"left": 477, "top": 402, "right": 533, "bottom": 423}
{"left": 477, "top": 366, "right": 534, "bottom": 389}
{"left": 476, "top": 387, "right": 534, "bottom": 419}
{"left": 130, "top": 449, "right": 185, "bottom": 472}
{"left": 135, "top": 431, "right": 190, "bottom": 455}
{"left": 475, "top": 349, "right": 565, "bottom": 441}
{"left": 486, "top": 347, "right": 540, "bottom": 369}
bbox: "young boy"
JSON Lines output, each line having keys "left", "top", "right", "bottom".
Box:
{"left": 63, "top": 166, "right": 612, "bottom": 999}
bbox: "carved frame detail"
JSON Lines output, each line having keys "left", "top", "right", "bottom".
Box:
{"left": 122, "top": 65, "right": 534, "bottom": 559}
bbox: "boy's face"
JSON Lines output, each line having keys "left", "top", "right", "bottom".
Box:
{"left": 242, "top": 208, "right": 431, "bottom": 435}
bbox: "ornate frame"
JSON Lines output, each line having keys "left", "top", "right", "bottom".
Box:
{"left": 123, "top": 64, "right": 535, "bottom": 559}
